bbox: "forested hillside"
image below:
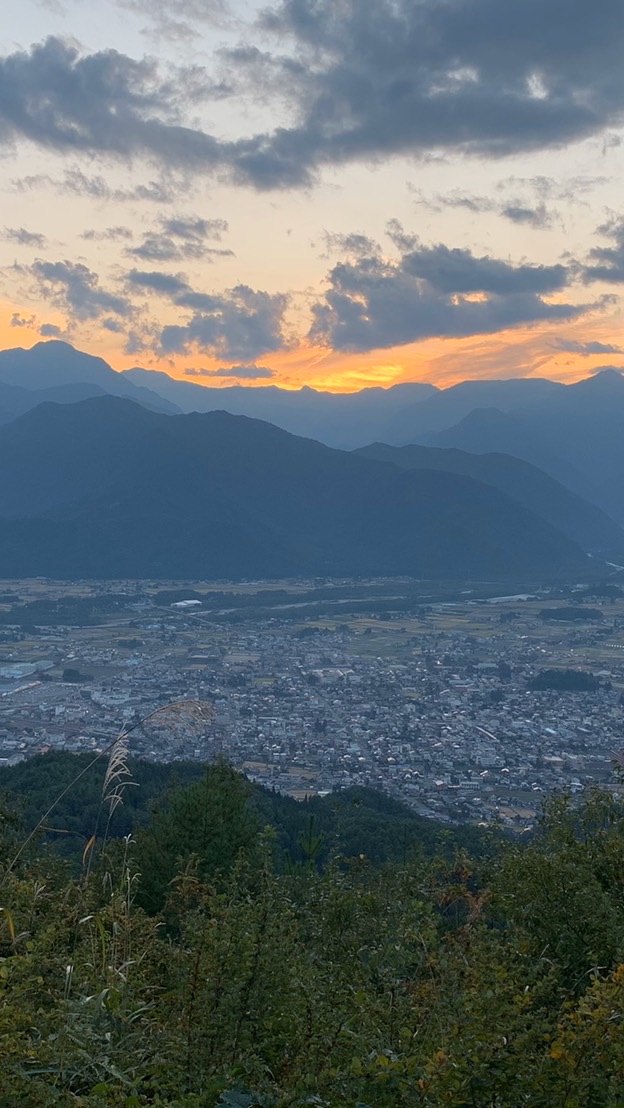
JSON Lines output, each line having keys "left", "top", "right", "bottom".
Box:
{"left": 0, "top": 752, "right": 486, "bottom": 870}
{"left": 2, "top": 752, "right": 624, "bottom": 1105}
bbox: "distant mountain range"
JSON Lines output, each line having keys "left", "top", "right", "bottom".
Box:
{"left": 423, "top": 369, "right": 624, "bottom": 522}
{"left": 381, "top": 377, "right": 566, "bottom": 444}
{"left": 122, "top": 366, "right": 437, "bottom": 449}
{"left": 0, "top": 396, "right": 593, "bottom": 580}
{"left": 356, "top": 443, "right": 624, "bottom": 557}
{"left": 2, "top": 338, "right": 624, "bottom": 580}
{"left": 0, "top": 342, "right": 179, "bottom": 422}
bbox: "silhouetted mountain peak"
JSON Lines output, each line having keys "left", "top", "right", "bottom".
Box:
{"left": 0, "top": 341, "right": 179, "bottom": 415}
{"left": 0, "top": 340, "right": 119, "bottom": 389}
{"left": 432, "top": 407, "right": 517, "bottom": 439}
{"left": 572, "top": 366, "right": 624, "bottom": 391}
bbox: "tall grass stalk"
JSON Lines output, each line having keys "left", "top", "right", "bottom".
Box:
{"left": 0, "top": 699, "right": 213, "bottom": 888}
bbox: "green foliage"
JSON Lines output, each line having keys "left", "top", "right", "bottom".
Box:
{"left": 0, "top": 753, "right": 206, "bottom": 855}
{"left": 0, "top": 754, "right": 489, "bottom": 871}
{"left": 539, "top": 606, "right": 604, "bottom": 622}
{"left": 135, "top": 762, "right": 263, "bottom": 914}
{"left": 3, "top": 766, "right": 624, "bottom": 1104}
{"left": 528, "top": 668, "right": 603, "bottom": 692}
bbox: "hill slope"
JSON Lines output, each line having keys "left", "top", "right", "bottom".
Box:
{"left": 124, "top": 366, "right": 438, "bottom": 448}
{"left": 0, "top": 341, "right": 180, "bottom": 416}
{"left": 383, "top": 376, "right": 564, "bottom": 443}
{"left": 356, "top": 442, "right": 624, "bottom": 557}
{"left": 0, "top": 751, "right": 487, "bottom": 866}
{"left": 0, "top": 396, "right": 591, "bottom": 580}
{"left": 425, "top": 370, "right": 624, "bottom": 522}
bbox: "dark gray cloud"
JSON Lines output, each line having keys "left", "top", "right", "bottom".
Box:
{"left": 127, "top": 233, "right": 189, "bottom": 262}
{"left": 248, "top": 0, "right": 624, "bottom": 184}
{"left": 39, "top": 322, "right": 64, "bottom": 337}
{"left": 0, "top": 37, "right": 238, "bottom": 180}
{"left": 401, "top": 244, "right": 567, "bottom": 295}
{"left": 184, "top": 364, "right": 275, "bottom": 379}
{"left": 125, "top": 259, "right": 288, "bottom": 361}
{"left": 163, "top": 216, "right": 227, "bottom": 241}
{"left": 585, "top": 218, "right": 624, "bottom": 283}
{"left": 81, "top": 226, "right": 134, "bottom": 241}
{"left": 500, "top": 204, "right": 551, "bottom": 229}
{"left": 4, "top": 226, "right": 48, "bottom": 248}
{"left": 11, "top": 312, "right": 35, "bottom": 328}
{"left": 124, "top": 330, "right": 151, "bottom": 355}
{"left": 310, "top": 239, "right": 592, "bottom": 352}
{"left": 555, "top": 338, "right": 624, "bottom": 355}
{"left": 385, "top": 220, "right": 418, "bottom": 254}
{"left": 32, "top": 259, "right": 132, "bottom": 321}
{"left": 323, "top": 231, "right": 381, "bottom": 259}
{"left": 128, "top": 216, "right": 233, "bottom": 262}
{"left": 174, "top": 291, "right": 224, "bottom": 311}
{"left": 125, "top": 267, "right": 277, "bottom": 349}
{"left": 2, "top": 1, "right": 624, "bottom": 192}
{"left": 0, "top": 38, "right": 185, "bottom": 154}
{"left": 127, "top": 269, "right": 190, "bottom": 295}
{"left": 160, "top": 285, "right": 288, "bottom": 361}
{"left": 126, "top": 269, "right": 228, "bottom": 315}
{"left": 102, "top": 318, "right": 126, "bottom": 333}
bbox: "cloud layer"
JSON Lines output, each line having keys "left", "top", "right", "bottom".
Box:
{"left": 2, "top": 0, "right": 624, "bottom": 189}
{"left": 585, "top": 219, "right": 624, "bottom": 283}
{"left": 311, "top": 239, "right": 592, "bottom": 352}
{"left": 159, "top": 285, "right": 288, "bottom": 361}
{"left": 32, "top": 260, "right": 131, "bottom": 321}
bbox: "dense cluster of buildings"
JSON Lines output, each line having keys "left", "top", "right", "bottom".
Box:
{"left": 2, "top": 586, "right": 624, "bottom": 829}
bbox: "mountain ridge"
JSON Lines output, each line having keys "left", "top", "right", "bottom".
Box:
{"left": 356, "top": 441, "right": 624, "bottom": 557}
{"left": 0, "top": 395, "right": 591, "bottom": 581}
{"left": 424, "top": 370, "right": 624, "bottom": 522}
{"left": 0, "top": 341, "right": 180, "bottom": 417}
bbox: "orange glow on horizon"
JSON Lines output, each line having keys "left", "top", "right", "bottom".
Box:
{"left": 1, "top": 300, "right": 623, "bottom": 394}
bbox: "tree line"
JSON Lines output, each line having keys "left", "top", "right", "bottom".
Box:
{"left": 1, "top": 754, "right": 624, "bottom": 1104}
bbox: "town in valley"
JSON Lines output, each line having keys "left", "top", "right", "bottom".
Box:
{"left": 2, "top": 576, "right": 624, "bottom": 831}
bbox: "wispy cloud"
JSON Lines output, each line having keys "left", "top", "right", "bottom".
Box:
{"left": 185, "top": 364, "right": 275, "bottom": 379}
{"left": 117, "top": 0, "right": 231, "bottom": 42}
{"left": 4, "top": 227, "right": 48, "bottom": 248}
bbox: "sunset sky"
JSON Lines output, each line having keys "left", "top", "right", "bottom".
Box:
{"left": 1, "top": 0, "right": 624, "bottom": 391}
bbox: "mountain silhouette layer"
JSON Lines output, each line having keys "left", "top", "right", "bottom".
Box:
{"left": 0, "top": 396, "right": 591, "bottom": 580}
{"left": 356, "top": 442, "right": 624, "bottom": 557}
{"left": 0, "top": 341, "right": 180, "bottom": 417}
{"left": 425, "top": 370, "right": 624, "bottom": 522}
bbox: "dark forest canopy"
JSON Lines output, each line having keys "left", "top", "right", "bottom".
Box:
{"left": 0, "top": 752, "right": 487, "bottom": 872}
{"left": 539, "top": 606, "right": 604, "bottom": 622}
{"left": 2, "top": 754, "right": 624, "bottom": 1104}
{"left": 528, "top": 668, "right": 605, "bottom": 692}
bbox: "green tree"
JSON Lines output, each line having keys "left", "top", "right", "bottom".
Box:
{"left": 135, "top": 762, "right": 262, "bottom": 915}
